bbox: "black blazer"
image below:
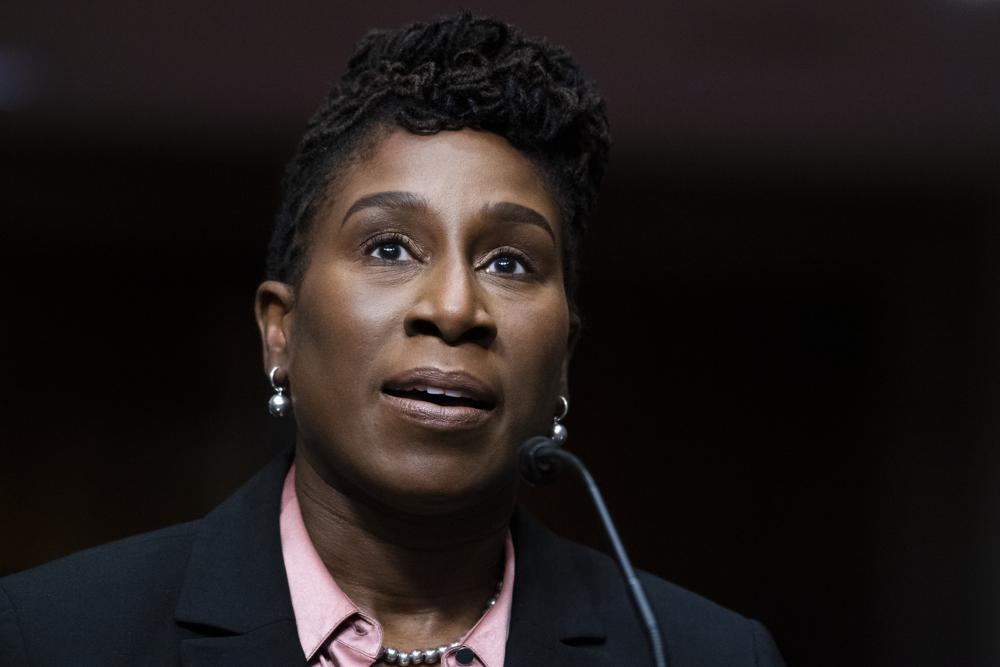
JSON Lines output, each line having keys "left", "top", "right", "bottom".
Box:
{"left": 0, "top": 448, "right": 785, "bottom": 666}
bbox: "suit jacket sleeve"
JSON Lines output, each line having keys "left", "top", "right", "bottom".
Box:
{"left": 751, "top": 618, "right": 786, "bottom": 667}
{"left": 0, "top": 583, "right": 28, "bottom": 667}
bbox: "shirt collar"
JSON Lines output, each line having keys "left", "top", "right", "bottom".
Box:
{"left": 279, "top": 460, "right": 515, "bottom": 666}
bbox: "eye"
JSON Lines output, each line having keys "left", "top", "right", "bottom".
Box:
{"left": 485, "top": 251, "right": 528, "bottom": 275}
{"left": 365, "top": 234, "right": 416, "bottom": 262}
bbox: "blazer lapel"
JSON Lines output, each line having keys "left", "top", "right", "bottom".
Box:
{"left": 505, "top": 510, "right": 614, "bottom": 667}
{"left": 179, "top": 622, "right": 305, "bottom": 667}
{"left": 174, "top": 446, "right": 307, "bottom": 666}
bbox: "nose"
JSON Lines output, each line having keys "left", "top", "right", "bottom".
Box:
{"left": 404, "top": 256, "right": 497, "bottom": 347}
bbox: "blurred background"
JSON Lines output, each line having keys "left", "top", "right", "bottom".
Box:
{"left": 2, "top": 2, "right": 998, "bottom": 665}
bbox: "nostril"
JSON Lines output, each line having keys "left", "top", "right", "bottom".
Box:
{"left": 406, "top": 317, "right": 495, "bottom": 347}
{"left": 408, "top": 319, "right": 442, "bottom": 338}
{"left": 464, "top": 324, "right": 495, "bottom": 345}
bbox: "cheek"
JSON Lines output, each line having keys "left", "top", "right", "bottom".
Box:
{"left": 290, "top": 270, "right": 408, "bottom": 414}
{"left": 497, "top": 289, "right": 570, "bottom": 425}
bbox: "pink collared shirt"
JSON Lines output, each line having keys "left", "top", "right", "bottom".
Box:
{"left": 279, "top": 462, "right": 515, "bottom": 667}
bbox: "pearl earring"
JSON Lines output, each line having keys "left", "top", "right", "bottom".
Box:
{"left": 550, "top": 396, "right": 569, "bottom": 445}
{"left": 268, "top": 366, "right": 291, "bottom": 417}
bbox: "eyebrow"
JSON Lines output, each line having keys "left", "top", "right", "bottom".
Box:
{"left": 342, "top": 191, "right": 429, "bottom": 225}
{"left": 341, "top": 190, "right": 555, "bottom": 242}
{"left": 479, "top": 201, "right": 555, "bottom": 242}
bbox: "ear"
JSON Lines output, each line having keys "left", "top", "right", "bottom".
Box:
{"left": 559, "top": 309, "right": 582, "bottom": 402}
{"left": 254, "top": 280, "right": 296, "bottom": 381}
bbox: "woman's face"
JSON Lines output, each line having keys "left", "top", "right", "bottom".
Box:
{"left": 257, "top": 127, "right": 573, "bottom": 513}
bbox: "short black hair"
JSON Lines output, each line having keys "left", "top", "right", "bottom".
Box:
{"left": 264, "top": 12, "right": 610, "bottom": 305}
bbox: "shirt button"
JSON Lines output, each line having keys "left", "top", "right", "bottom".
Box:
{"left": 352, "top": 621, "right": 368, "bottom": 635}
{"left": 455, "top": 646, "right": 476, "bottom": 665}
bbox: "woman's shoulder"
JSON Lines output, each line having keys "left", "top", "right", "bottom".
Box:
{"left": 2, "top": 518, "right": 200, "bottom": 592}
{"left": 632, "top": 570, "right": 785, "bottom": 666}
{"left": 0, "top": 520, "right": 202, "bottom": 665}
{"left": 0, "top": 451, "right": 294, "bottom": 665}
{"left": 510, "top": 508, "right": 785, "bottom": 666}
{"left": 0, "top": 522, "right": 198, "bottom": 664}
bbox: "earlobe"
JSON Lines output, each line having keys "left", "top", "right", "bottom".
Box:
{"left": 254, "top": 280, "right": 296, "bottom": 377}
{"left": 560, "top": 309, "right": 581, "bottom": 399}
{"left": 558, "top": 371, "right": 570, "bottom": 408}
{"left": 567, "top": 310, "right": 582, "bottom": 356}
{"left": 558, "top": 349, "right": 572, "bottom": 407}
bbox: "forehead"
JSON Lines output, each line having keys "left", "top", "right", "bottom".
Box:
{"left": 323, "top": 127, "right": 562, "bottom": 239}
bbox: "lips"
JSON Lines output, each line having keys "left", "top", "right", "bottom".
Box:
{"left": 381, "top": 367, "right": 497, "bottom": 430}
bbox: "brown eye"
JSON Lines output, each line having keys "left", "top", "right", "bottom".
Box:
{"left": 368, "top": 241, "right": 414, "bottom": 261}
{"left": 485, "top": 252, "right": 526, "bottom": 275}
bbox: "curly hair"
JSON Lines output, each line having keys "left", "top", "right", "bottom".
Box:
{"left": 264, "top": 12, "right": 610, "bottom": 305}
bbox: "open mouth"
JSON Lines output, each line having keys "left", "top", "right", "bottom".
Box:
{"left": 382, "top": 386, "right": 495, "bottom": 411}
{"left": 380, "top": 368, "right": 499, "bottom": 430}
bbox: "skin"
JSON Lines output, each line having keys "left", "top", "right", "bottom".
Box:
{"left": 254, "top": 127, "right": 577, "bottom": 652}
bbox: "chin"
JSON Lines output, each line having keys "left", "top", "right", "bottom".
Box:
{"left": 359, "top": 449, "right": 519, "bottom": 516}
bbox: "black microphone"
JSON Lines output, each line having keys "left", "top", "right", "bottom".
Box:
{"left": 518, "top": 436, "right": 668, "bottom": 667}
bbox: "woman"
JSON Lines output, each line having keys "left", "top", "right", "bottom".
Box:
{"left": 0, "top": 13, "right": 784, "bottom": 666}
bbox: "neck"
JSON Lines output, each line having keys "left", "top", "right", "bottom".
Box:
{"left": 293, "top": 445, "right": 514, "bottom": 648}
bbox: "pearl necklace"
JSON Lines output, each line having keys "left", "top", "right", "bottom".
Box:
{"left": 377, "top": 579, "right": 503, "bottom": 665}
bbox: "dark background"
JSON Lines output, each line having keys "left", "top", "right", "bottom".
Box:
{"left": 2, "top": 2, "right": 998, "bottom": 665}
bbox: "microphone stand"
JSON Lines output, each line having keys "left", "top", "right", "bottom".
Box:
{"left": 519, "top": 436, "right": 668, "bottom": 667}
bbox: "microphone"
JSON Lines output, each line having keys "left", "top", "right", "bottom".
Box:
{"left": 518, "top": 436, "right": 668, "bottom": 667}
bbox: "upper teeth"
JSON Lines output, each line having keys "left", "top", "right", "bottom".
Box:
{"left": 415, "top": 385, "right": 472, "bottom": 399}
